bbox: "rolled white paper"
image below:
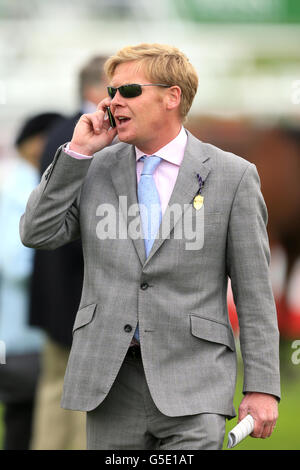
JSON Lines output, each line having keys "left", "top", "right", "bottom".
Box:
{"left": 227, "top": 414, "right": 254, "bottom": 448}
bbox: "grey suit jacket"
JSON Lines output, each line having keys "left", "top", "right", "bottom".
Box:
{"left": 20, "top": 130, "right": 280, "bottom": 417}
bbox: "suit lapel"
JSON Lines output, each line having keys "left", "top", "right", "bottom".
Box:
{"left": 110, "top": 145, "right": 146, "bottom": 265}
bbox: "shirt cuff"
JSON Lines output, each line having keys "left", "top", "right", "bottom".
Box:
{"left": 64, "top": 142, "right": 94, "bottom": 160}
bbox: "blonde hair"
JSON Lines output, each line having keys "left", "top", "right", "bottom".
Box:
{"left": 104, "top": 43, "right": 198, "bottom": 120}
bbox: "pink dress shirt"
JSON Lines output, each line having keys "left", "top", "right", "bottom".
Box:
{"left": 65, "top": 126, "right": 187, "bottom": 214}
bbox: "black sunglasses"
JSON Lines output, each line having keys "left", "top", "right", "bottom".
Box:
{"left": 107, "top": 83, "right": 170, "bottom": 99}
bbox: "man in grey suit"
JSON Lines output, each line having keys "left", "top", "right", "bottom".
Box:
{"left": 20, "top": 43, "right": 280, "bottom": 450}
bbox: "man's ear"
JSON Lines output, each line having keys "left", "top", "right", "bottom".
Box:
{"left": 165, "top": 86, "right": 181, "bottom": 112}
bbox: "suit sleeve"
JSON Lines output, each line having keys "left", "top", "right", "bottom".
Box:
{"left": 20, "top": 146, "right": 93, "bottom": 250}
{"left": 226, "top": 163, "right": 281, "bottom": 400}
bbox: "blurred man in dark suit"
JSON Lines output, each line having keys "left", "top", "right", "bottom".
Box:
{"left": 29, "top": 56, "right": 109, "bottom": 450}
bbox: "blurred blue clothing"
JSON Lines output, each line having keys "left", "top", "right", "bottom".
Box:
{"left": 0, "top": 154, "right": 44, "bottom": 354}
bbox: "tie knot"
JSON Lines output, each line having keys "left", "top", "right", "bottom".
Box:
{"left": 141, "top": 155, "right": 162, "bottom": 175}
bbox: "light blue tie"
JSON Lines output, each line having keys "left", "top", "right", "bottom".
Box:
{"left": 134, "top": 155, "right": 162, "bottom": 342}
{"left": 138, "top": 155, "right": 162, "bottom": 257}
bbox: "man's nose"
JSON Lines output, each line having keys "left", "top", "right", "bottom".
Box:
{"left": 110, "top": 90, "right": 125, "bottom": 111}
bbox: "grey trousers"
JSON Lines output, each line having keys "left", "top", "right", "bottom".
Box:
{"left": 86, "top": 349, "right": 226, "bottom": 450}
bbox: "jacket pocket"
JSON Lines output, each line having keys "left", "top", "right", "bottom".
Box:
{"left": 72, "top": 303, "right": 97, "bottom": 333}
{"left": 190, "top": 314, "right": 235, "bottom": 351}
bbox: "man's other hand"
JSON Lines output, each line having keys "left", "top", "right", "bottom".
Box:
{"left": 238, "top": 392, "right": 278, "bottom": 438}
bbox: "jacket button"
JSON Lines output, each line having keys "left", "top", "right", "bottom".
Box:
{"left": 140, "top": 282, "right": 149, "bottom": 290}
{"left": 124, "top": 324, "right": 132, "bottom": 333}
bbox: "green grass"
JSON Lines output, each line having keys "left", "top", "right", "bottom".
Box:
{"left": 223, "top": 343, "right": 300, "bottom": 450}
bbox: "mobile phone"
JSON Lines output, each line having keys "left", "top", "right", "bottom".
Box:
{"left": 107, "top": 107, "right": 116, "bottom": 128}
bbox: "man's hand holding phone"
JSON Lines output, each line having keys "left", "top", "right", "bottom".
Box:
{"left": 69, "top": 99, "right": 117, "bottom": 156}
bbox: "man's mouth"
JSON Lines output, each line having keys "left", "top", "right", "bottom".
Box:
{"left": 116, "top": 116, "right": 131, "bottom": 127}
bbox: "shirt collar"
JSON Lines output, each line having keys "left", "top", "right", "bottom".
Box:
{"left": 135, "top": 126, "right": 187, "bottom": 166}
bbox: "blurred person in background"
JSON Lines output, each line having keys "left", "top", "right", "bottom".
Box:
{"left": 29, "top": 55, "right": 109, "bottom": 450}
{"left": 0, "top": 112, "right": 62, "bottom": 449}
